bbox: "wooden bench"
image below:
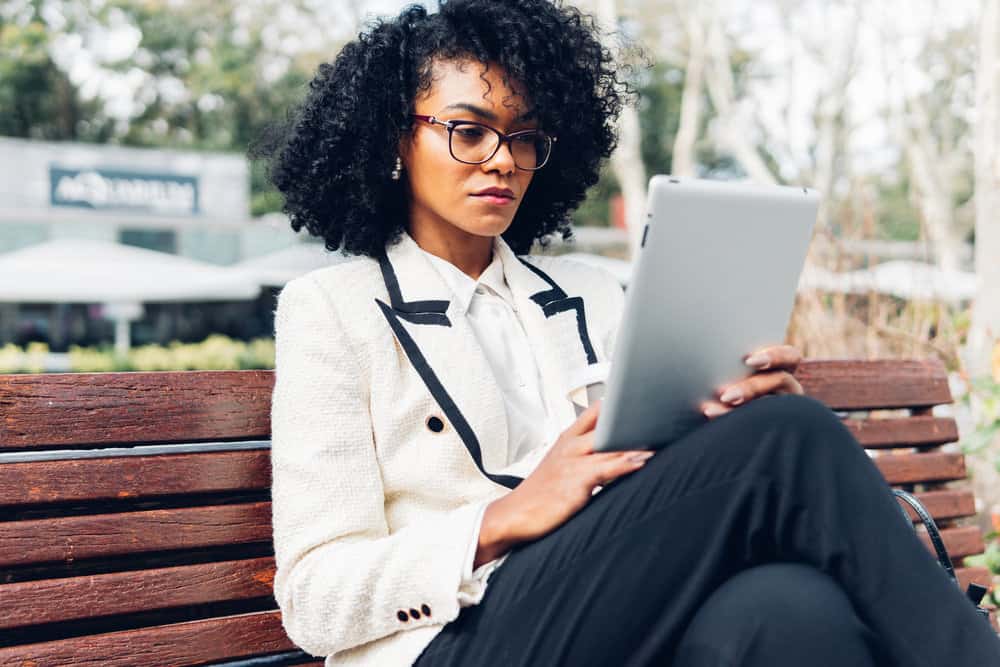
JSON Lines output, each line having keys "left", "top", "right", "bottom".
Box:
{"left": 0, "top": 358, "right": 994, "bottom": 665}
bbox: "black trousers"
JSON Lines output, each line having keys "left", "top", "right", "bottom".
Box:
{"left": 413, "top": 394, "right": 1000, "bottom": 666}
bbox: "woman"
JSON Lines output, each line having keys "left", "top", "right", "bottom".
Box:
{"left": 257, "top": 1, "right": 1000, "bottom": 665}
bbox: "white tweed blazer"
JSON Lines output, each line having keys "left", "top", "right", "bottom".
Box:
{"left": 270, "top": 229, "right": 625, "bottom": 666}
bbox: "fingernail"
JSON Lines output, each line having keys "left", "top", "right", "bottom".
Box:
{"left": 719, "top": 387, "right": 744, "bottom": 405}
{"left": 628, "top": 452, "right": 655, "bottom": 463}
{"left": 745, "top": 352, "right": 770, "bottom": 369}
{"left": 703, "top": 404, "right": 728, "bottom": 418}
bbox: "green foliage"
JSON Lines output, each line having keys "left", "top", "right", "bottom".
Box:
{"left": 633, "top": 60, "right": 737, "bottom": 180}
{"left": 0, "top": 18, "right": 110, "bottom": 140}
{"left": 0, "top": 342, "right": 50, "bottom": 373}
{"left": 571, "top": 166, "right": 619, "bottom": 228}
{"left": 637, "top": 62, "right": 683, "bottom": 177}
{"left": 0, "top": 0, "right": 314, "bottom": 211}
{"left": 959, "top": 353, "right": 1000, "bottom": 610}
{"left": 964, "top": 536, "right": 1000, "bottom": 608}
{"left": 960, "top": 376, "right": 1000, "bottom": 459}
{"left": 0, "top": 335, "right": 275, "bottom": 373}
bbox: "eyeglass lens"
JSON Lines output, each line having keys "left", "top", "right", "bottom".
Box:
{"left": 449, "top": 124, "right": 551, "bottom": 169}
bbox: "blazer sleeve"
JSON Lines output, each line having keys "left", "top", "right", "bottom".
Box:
{"left": 270, "top": 275, "right": 494, "bottom": 658}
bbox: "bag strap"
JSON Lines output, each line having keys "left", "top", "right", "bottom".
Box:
{"left": 892, "top": 489, "right": 957, "bottom": 583}
{"left": 892, "top": 489, "right": 993, "bottom": 624}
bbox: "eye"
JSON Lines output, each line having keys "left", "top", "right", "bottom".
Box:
{"left": 512, "top": 132, "right": 540, "bottom": 145}
{"left": 454, "top": 126, "right": 487, "bottom": 139}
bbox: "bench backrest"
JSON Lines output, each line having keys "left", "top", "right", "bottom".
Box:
{"left": 0, "top": 359, "right": 991, "bottom": 664}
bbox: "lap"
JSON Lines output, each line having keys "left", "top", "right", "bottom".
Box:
{"left": 415, "top": 394, "right": 858, "bottom": 667}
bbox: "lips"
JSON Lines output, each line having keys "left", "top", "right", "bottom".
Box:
{"left": 472, "top": 187, "right": 515, "bottom": 199}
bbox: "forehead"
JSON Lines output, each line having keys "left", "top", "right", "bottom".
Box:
{"left": 416, "top": 58, "right": 532, "bottom": 116}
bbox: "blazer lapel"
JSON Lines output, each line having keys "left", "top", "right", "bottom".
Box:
{"left": 375, "top": 231, "right": 518, "bottom": 488}
{"left": 375, "top": 230, "right": 604, "bottom": 488}
{"left": 493, "top": 237, "right": 603, "bottom": 434}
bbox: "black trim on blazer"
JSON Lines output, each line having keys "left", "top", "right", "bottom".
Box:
{"left": 376, "top": 299, "right": 523, "bottom": 490}
{"left": 517, "top": 258, "right": 598, "bottom": 364}
{"left": 378, "top": 254, "right": 451, "bottom": 326}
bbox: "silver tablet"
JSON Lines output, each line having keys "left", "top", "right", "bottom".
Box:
{"left": 592, "top": 176, "right": 820, "bottom": 451}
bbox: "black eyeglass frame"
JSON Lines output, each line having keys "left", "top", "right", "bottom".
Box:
{"left": 410, "top": 114, "right": 557, "bottom": 171}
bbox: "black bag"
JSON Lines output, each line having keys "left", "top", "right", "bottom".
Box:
{"left": 892, "top": 489, "right": 992, "bottom": 624}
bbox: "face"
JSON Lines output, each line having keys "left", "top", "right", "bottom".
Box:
{"left": 399, "top": 59, "right": 540, "bottom": 248}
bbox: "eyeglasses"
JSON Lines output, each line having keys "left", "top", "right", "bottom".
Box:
{"left": 410, "top": 114, "right": 557, "bottom": 171}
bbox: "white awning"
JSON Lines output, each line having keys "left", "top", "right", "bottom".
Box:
{"left": 0, "top": 238, "right": 260, "bottom": 302}
{"left": 235, "top": 242, "right": 353, "bottom": 287}
{"left": 798, "top": 260, "right": 978, "bottom": 302}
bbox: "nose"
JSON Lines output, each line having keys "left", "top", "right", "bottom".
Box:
{"left": 480, "top": 138, "right": 517, "bottom": 175}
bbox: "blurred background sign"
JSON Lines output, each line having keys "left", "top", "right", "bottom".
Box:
{"left": 49, "top": 165, "right": 199, "bottom": 215}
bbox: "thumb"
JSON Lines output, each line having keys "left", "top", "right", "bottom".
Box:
{"left": 566, "top": 398, "right": 601, "bottom": 436}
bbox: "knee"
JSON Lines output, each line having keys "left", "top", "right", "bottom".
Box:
{"left": 679, "top": 563, "right": 881, "bottom": 663}
{"left": 720, "top": 562, "right": 849, "bottom": 625}
{"left": 742, "top": 393, "right": 843, "bottom": 434}
{"left": 727, "top": 393, "right": 859, "bottom": 463}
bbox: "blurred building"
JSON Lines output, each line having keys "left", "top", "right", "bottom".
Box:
{"left": 0, "top": 137, "right": 308, "bottom": 351}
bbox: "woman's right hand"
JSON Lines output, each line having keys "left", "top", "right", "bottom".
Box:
{"left": 474, "top": 400, "right": 655, "bottom": 567}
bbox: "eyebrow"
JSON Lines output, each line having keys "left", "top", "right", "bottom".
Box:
{"left": 438, "top": 102, "right": 537, "bottom": 123}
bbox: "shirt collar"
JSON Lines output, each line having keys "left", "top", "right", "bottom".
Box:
{"left": 419, "top": 240, "right": 512, "bottom": 316}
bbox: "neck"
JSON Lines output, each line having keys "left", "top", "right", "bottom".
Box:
{"left": 408, "top": 224, "right": 494, "bottom": 280}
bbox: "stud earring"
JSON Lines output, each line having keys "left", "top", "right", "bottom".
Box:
{"left": 390, "top": 156, "right": 403, "bottom": 181}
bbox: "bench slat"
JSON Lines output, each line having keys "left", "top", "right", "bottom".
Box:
{"left": 844, "top": 416, "right": 958, "bottom": 449}
{"left": 897, "top": 490, "right": 977, "bottom": 522}
{"left": 957, "top": 566, "right": 992, "bottom": 591}
{"left": 0, "top": 370, "right": 274, "bottom": 449}
{"left": 0, "top": 502, "right": 271, "bottom": 568}
{"left": 918, "top": 526, "right": 985, "bottom": 560}
{"left": 0, "top": 450, "right": 269, "bottom": 507}
{"left": 0, "top": 361, "right": 955, "bottom": 451}
{"left": 0, "top": 557, "right": 276, "bottom": 630}
{"left": 795, "top": 359, "right": 952, "bottom": 410}
{"left": 873, "top": 451, "right": 966, "bottom": 485}
{"left": 0, "top": 610, "right": 298, "bottom": 666}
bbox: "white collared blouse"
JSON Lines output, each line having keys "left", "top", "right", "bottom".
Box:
{"left": 419, "top": 244, "right": 561, "bottom": 603}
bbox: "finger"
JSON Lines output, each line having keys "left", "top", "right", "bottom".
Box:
{"left": 718, "top": 371, "right": 803, "bottom": 406}
{"left": 591, "top": 450, "right": 654, "bottom": 485}
{"left": 744, "top": 344, "right": 802, "bottom": 372}
{"left": 587, "top": 449, "right": 655, "bottom": 462}
{"left": 700, "top": 399, "right": 734, "bottom": 419}
{"left": 566, "top": 399, "right": 601, "bottom": 437}
{"left": 568, "top": 431, "right": 596, "bottom": 456}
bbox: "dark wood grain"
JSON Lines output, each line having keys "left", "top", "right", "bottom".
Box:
{"left": 957, "top": 566, "right": 992, "bottom": 591}
{"left": 918, "top": 526, "right": 985, "bottom": 560}
{"left": 0, "top": 361, "right": 954, "bottom": 451}
{"left": 0, "top": 610, "right": 298, "bottom": 667}
{"left": 0, "top": 557, "right": 277, "bottom": 629}
{"left": 0, "top": 502, "right": 272, "bottom": 567}
{"left": 0, "top": 370, "right": 274, "bottom": 449}
{"left": 795, "top": 359, "right": 952, "bottom": 410}
{"left": 844, "top": 416, "right": 959, "bottom": 449}
{"left": 872, "top": 451, "right": 966, "bottom": 485}
{"left": 0, "top": 360, "right": 992, "bottom": 661}
{"left": 896, "top": 490, "right": 977, "bottom": 522}
{"left": 0, "top": 450, "right": 270, "bottom": 507}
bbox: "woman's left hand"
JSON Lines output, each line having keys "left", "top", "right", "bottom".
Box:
{"left": 700, "top": 344, "right": 805, "bottom": 419}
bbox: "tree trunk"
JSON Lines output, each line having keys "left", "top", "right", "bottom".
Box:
{"left": 702, "top": 17, "right": 778, "bottom": 185}
{"left": 966, "top": 0, "right": 1000, "bottom": 377}
{"left": 594, "top": 0, "right": 648, "bottom": 259}
{"left": 672, "top": 10, "right": 706, "bottom": 178}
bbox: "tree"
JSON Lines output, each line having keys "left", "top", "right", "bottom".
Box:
{"left": 0, "top": 9, "right": 110, "bottom": 140}
{"left": 966, "top": 0, "right": 1000, "bottom": 377}
{"left": 593, "top": 0, "right": 649, "bottom": 258}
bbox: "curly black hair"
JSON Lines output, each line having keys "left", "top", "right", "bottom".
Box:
{"left": 251, "top": 0, "right": 641, "bottom": 257}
